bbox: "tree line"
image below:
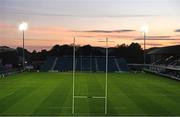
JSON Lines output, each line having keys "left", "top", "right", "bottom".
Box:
{"left": 0, "top": 43, "right": 145, "bottom": 68}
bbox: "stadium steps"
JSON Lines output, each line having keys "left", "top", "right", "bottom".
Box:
{"left": 40, "top": 56, "right": 56, "bottom": 71}
{"left": 114, "top": 58, "right": 121, "bottom": 72}
{"left": 51, "top": 57, "right": 58, "bottom": 71}
{"left": 116, "top": 58, "right": 129, "bottom": 71}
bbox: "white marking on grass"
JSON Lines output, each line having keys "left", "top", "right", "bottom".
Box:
{"left": 74, "top": 96, "right": 87, "bottom": 98}
{"left": 49, "top": 106, "right": 72, "bottom": 109}
{"left": 92, "top": 96, "right": 105, "bottom": 99}
{"left": 7, "top": 91, "right": 15, "bottom": 96}
{"left": 74, "top": 96, "right": 106, "bottom": 99}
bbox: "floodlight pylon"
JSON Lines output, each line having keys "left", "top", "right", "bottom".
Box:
{"left": 19, "top": 22, "right": 28, "bottom": 70}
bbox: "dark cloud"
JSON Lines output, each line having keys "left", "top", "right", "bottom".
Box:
{"left": 175, "top": 29, "right": 180, "bottom": 32}
{"left": 139, "top": 43, "right": 163, "bottom": 46}
{"left": 108, "top": 35, "right": 136, "bottom": 38}
{"left": 77, "top": 29, "right": 135, "bottom": 33}
{"left": 135, "top": 38, "right": 179, "bottom": 41}
{"left": 134, "top": 36, "right": 179, "bottom": 41}
{"left": 75, "top": 35, "right": 136, "bottom": 39}
{"left": 5, "top": 11, "right": 160, "bottom": 18}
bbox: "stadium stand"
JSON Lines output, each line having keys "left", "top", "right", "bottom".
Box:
{"left": 146, "top": 45, "right": 180, "bottom": 80}
{"left": 55, "top": 57, "right": 73, "bottom": 71}
{"left": 0, "top": 64, "right": 4, "bottom": 72}
{"left": 41, "top": 56, "right": 129, "bottom": 72}
{"left": 116, "top": 58, "right": 129, "bottom": 71}
{"left": 0, "top": 63, "right": 23, "bottom": 78}
{"left": 40, "top": 56, "right": 56, "bottom": 71}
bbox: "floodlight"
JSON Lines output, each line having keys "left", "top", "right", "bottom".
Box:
{"left": 140, "top": 25, "right": 148, "bottom": 65}
{"left": 141, "top": 25, "right": 148, "bottom": 34}
{"left": 19, "top": 22, "right": 28, "bottom": 31}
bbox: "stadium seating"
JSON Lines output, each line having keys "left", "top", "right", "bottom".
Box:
{"left": 145, "top": 56, "right": 180, "bottom": 80}
{"left": 97, "top": 57, "right": 106, "bottom": 72}
{"left": 55, "top": 57, "right": 73, "bottom": 71}
{"left": 0, "top": 64, "right": 4, "bottom": 71}
{"left": 40, "top": 56, "right": 56, "bottom": 71}
{"left": 152, "top": 56, "right": 179, "bottom": 66}
{"left": 116, "top": 58, "right": 129, "bottom": 71}
{"left": 41, "top": 56, "right": 129, "bottom": 72}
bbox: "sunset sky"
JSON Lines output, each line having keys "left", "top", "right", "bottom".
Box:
{"left": 0, "top": 0, "right": 180, "bottom": 51}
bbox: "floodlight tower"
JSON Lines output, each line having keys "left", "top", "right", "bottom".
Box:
{"left": 141, "top": 25, "right": 148, "bottom": 66}
{"left": 19, "top": 22, "right": 28, "bottom": 70}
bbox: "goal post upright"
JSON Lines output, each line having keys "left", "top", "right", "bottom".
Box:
{"left": 105, "top": 37, "right": 108, "bottom": 115}
{"left": 98, "top": 37, "right": 110, "bottom": 115}
{"left": 72, "top": 37, "right": 76, "bottom": 114}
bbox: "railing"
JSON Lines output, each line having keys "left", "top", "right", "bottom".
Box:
{"left": 0, "top": 69, "right": 24, "bottom": 78}
{"left": 128, "top": 63, "right": 180, "bottom": 80}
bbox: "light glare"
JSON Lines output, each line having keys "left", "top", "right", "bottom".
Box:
{"left": 19, "top": 22, "right": 28, "bottom": 31}
{"left": 141, "top": 25, "right": 148, "bottom": 33}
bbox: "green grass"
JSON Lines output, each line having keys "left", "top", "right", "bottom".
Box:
{"left": 0, "top": 72, "right": 180, "bottom": 116}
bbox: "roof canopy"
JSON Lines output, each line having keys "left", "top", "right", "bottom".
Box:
{"left": 148, "top": 45, "right": 180, "bottom": 55}
{"left": 0, "top": 46, "right": 15, "bottom": 53}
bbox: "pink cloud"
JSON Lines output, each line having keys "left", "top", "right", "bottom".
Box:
{"left": 28, "top": 26, "right": 73, "bottom": 35}
{"left": 0, "top": 23, "right": 15, "bottom": 29}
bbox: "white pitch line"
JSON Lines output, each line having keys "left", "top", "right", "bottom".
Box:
{"left": 74, "top": 96, "right": 106, "bottom": 99}
{"left": 74, "top": 96, "right": 87, "bottom": 98}
{"left": 92, "top": 96, "right": 106, "bottom": 99}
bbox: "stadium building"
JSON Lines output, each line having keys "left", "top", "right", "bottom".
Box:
{"left": 146, "top": 45, "right": 180, "bottom": 80}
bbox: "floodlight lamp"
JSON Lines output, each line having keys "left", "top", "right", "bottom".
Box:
{"left": 19, "top": 22, "right": 28, "bottom": 31}
{"left": 141, "top": 25, "right": 148, "bottom": 33}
